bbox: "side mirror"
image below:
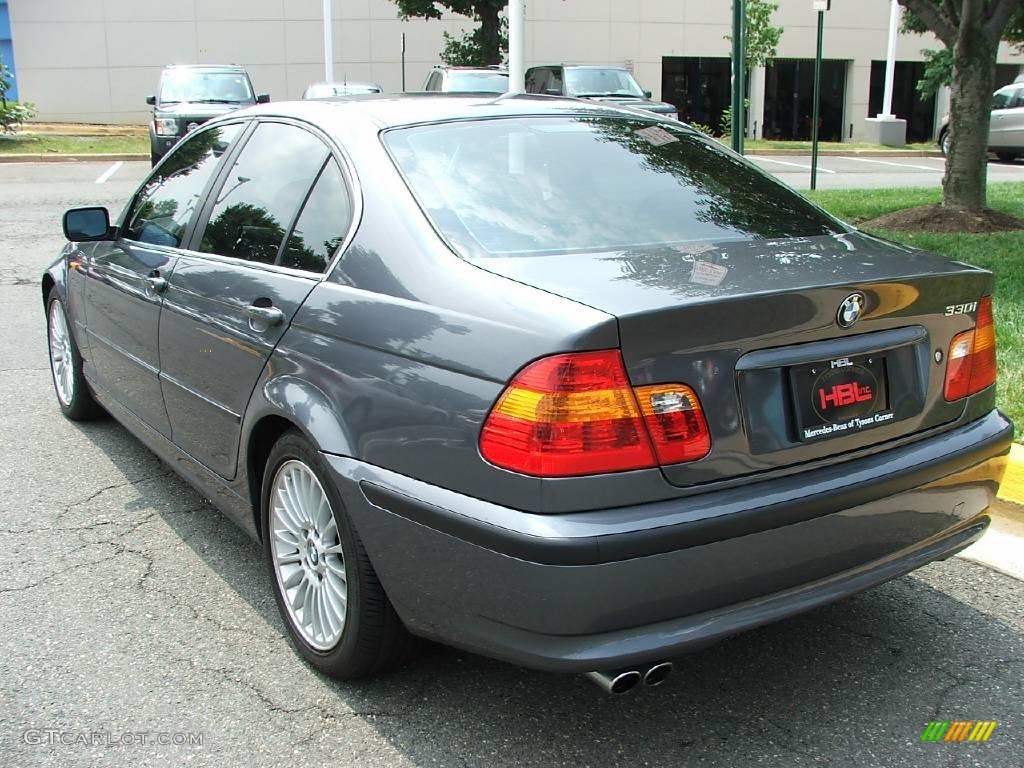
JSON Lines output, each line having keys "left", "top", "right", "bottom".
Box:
{"left": 643, "top": 90, "right": 653, "bottom": 99}
{"left": 256, "top": 93, "right": 271, "bottom": 104}
{"left": 146, "top": 95, "right": 157, "bottom": 106}
{"left": 63, "top": 207, "right": 113, "bottom": 242}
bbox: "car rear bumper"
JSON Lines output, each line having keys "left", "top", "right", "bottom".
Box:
{"left": 324, "top": 409, "right": 1012, "bottom": 673}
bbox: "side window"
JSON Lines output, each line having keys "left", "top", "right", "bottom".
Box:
{"left": 550, "top": 68, "right": 563, "bottom": 94}
{"left": 992, "top": 88, "right": 1014, "bottom": 110}
{"left": 525, "top": 69, "right": 545, "bottom": 94}
{"left": 278, "top": 159, "right": 353, "bottom": 273}
{"left": 1012, "top": 88, "right": 1024, "bottom": 109}
{"left": 124, "top": 124, "right": 242, "bottom": 247}
{"left": 198, "top": 123, "right": 329, "bottom": 264}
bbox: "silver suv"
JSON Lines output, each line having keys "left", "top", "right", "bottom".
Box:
{"left": 937, "top": 80, "right": 1024, "bottom": 162}
{"left": 422, "top": 66, "right": 508, "bottom": 94}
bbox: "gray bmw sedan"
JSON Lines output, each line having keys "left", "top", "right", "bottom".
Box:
{"left": 44, "top": 95, "right": 1012, "bottom": 693}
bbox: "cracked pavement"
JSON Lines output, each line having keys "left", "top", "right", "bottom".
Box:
{"left": 1, "top": 161, "right": 1023, "bottom": 767}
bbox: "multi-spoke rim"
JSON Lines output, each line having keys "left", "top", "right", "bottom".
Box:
{"left": 269, "top": 460, "right": 348, "bottom": 650}
{"left": 48, "top": 300, "right": 75, "bottom": 406}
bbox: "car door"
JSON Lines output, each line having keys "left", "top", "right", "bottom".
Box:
{"left": 1004, "top": 87, "right": 1024, "bottom": 149}
{"left": 83, "top": 122, "right": 243, "bottom": 436}
{"left": 989, "top": 86, "right": 1020, "bottom": 148}
{"left": 158, "top": 120, "right": 355, "bottom": 478}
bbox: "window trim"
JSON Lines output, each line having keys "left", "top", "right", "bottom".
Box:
{"left": 180, "top": 115, "right": 363, "bottom": 281}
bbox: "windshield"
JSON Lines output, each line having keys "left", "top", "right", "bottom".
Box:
{"left": 565, "top": 69, "right": 645, "bottom": 97}
{"left": 446, "top": 72, "right": 509, "bottom": 93}
{"left": 159, "top": 71, "right": 254, "bottom": 104}
{"left": 385, "top": 117, "right": 843, "bottom": 258}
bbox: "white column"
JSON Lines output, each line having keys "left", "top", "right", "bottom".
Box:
{"left": 508, "top": 0, "right": 525, "bottom": 94}
{"left": 747, "top": 66, "right": 766, "bottom": 140}
{"left": 323, "top": 0, "right": 335, "bottom": 84}
{"left": 881, "top": 0, "right": 899, "bottom": 118}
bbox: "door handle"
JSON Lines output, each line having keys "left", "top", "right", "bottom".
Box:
{"left": 245, "top": 303, "right": 284, "bottom": 329}
{"left": 145, "top": 274, "right": 168, "bottom": 294}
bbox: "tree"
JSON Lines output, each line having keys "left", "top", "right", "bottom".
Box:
{"left": 393, "top": 1, "right": 506, "bottom": 66}
{"left": 0, "top": 55, "right": 35, "bottom": 134}
{"left": 726, "top": 0, "right": 784, "bottom": 72}
{"left": 898, "top": 0, "right": 1024, "bottom": 212}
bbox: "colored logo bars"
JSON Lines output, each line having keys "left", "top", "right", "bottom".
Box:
{"left": 920, "top": 721, "right": 997, "bottom": 742}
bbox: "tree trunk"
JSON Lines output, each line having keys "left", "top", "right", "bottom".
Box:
{"left": 477, "top": 4, "right": 502, "bottom": 66}
{"left": 943, "top": 29, "right": 998, "bottom": 211}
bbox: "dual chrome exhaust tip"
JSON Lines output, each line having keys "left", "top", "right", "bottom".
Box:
{"left": 585, "top": 662, "right": 674, "bottom": 695}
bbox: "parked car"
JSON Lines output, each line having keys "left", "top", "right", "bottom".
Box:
{"left": 46, "top": 95, "right": 1011, "bottom": 691}
{"left": 147, "top": 64, "right": 268, "bottom": 166}
{"left": 526, "top": 64, "right": 677, "bottom": 119}
{"left": 423, "top": 65, "right": 508, "bottom": 93}
{"left": 937, "top": 81, "right": 1024, "bottom": 161}
{"left": 303, "top": 81, "right": 383, "bottom": 99}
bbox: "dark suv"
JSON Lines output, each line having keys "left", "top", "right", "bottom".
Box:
{"left": 147, "top": 65, "right": 268, "bottom": 165}
{"left": 526, "top": 64, "right": 677, "bottom": 119}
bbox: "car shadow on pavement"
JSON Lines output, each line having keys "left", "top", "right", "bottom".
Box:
{"left": 80, "top": 417, "right": 1024, "bottom": 767}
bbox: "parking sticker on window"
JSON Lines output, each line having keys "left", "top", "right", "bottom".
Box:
{"left": 634, "top": 126, "right": 679, "bottom": 146}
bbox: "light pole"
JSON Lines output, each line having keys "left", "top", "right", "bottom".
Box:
{"left": 322, "top": 0, "right": 334, "bottom": 83}
{"left": 810, "top": 0, "right": 830, "bottom": 190}
{"left": 509, "top": 0, "right": 525, "bottom": 94}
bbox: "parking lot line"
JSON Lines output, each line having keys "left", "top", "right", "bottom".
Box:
{"left": 751, "top": 156, "right": 836, "bottom": 174}
{"left": 94, "top": 161, "right": 124, "bottom": 184}
{"left": 838, "top": 156, "right": 942, "bottom": 172}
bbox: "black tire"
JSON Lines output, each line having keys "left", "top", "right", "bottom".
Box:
{"left": 261, "top": 429, "right": 415, "bottom": 679}
{"left": 150, "top": 149, "right": 161, "bottom": 167}
{"left": 46, "top": 289, "right": 102, "bottom": 421}
{"left": 995, "top": 152, "right": 1019, "bottom": 163}
{"left": 939, "top": 129, "right": 950, "bottom": 157}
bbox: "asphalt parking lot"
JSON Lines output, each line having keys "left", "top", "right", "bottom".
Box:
{"left": 1, "top": 161, "right": 1023, "bottom": 768}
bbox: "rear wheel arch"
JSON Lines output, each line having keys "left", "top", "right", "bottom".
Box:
{"left": 246, "top": 414, "right": 302, "bottom": 540}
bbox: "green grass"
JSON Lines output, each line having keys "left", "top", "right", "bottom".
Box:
{"left": 0, "top": 134, "right": 148, "bottom": 155}
{"left": 808, "top": 183, "right": 1024, "bottom": 442}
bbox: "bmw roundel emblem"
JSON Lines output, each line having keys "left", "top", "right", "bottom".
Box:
{"left": 837, "top": 292, "right": 866, "bottom": 328}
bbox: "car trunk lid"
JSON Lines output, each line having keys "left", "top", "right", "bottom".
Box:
{"left": 473, "top": 232, "right": 993, "bottom": 486}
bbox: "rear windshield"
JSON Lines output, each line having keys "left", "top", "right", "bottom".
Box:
{"left": 384, "top": 116, "right": 844, "bottom": 258}
{"left": 446, "top": 72, "right": 509, "bottom": 93}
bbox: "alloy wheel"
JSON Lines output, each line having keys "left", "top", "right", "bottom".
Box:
{"left": 268, "top": 459, "right": 348, "bottom": 650}
{"left": 48, "top": 300, "right": 75, "bottom": 406}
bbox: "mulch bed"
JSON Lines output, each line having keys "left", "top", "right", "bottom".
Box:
{"left": 861, "top": 204, "right": 1024, "bottom": 233}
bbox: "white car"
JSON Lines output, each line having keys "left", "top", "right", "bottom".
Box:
{"left": 937, "top": 81, "right": 1024, "bottom": 162}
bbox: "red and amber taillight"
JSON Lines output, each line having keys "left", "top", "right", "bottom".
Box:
{"left": 944, "top": 296, "right": 997, "bottom": 401}
{"left": 479, "top": 350, "right": 711, "bottom": 477}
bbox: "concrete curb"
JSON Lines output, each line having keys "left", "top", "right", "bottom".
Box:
{"left": 0, "top": 153, "right": 148, "bottom": 163}
{"left": 997, "top": 443, "right": 1024, "bottom": 507}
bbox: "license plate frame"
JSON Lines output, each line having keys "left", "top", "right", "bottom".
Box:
{"left": 789, "top": 355, "right": 893, "bottom": 442}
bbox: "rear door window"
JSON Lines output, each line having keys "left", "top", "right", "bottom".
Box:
{"left": 124, "top": 123, "right": 242, "bottom": 248}
{"left": 278, "top": 159, "right": 353, "bottom": 272}
{"left": 197, "top": 122, "right": 329, "bottom": 264}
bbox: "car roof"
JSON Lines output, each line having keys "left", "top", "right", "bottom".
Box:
{"left": 230, "top": 93, "right": 665, "bottom": 132}
{"left": 435, "top": 66, "right": 508, "bottom": 73}
{"left": 531, "top": 64, "right": 630, "bottom": 71}
{"left": 163, "top": 64, "right": 248, "bottom": 73}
